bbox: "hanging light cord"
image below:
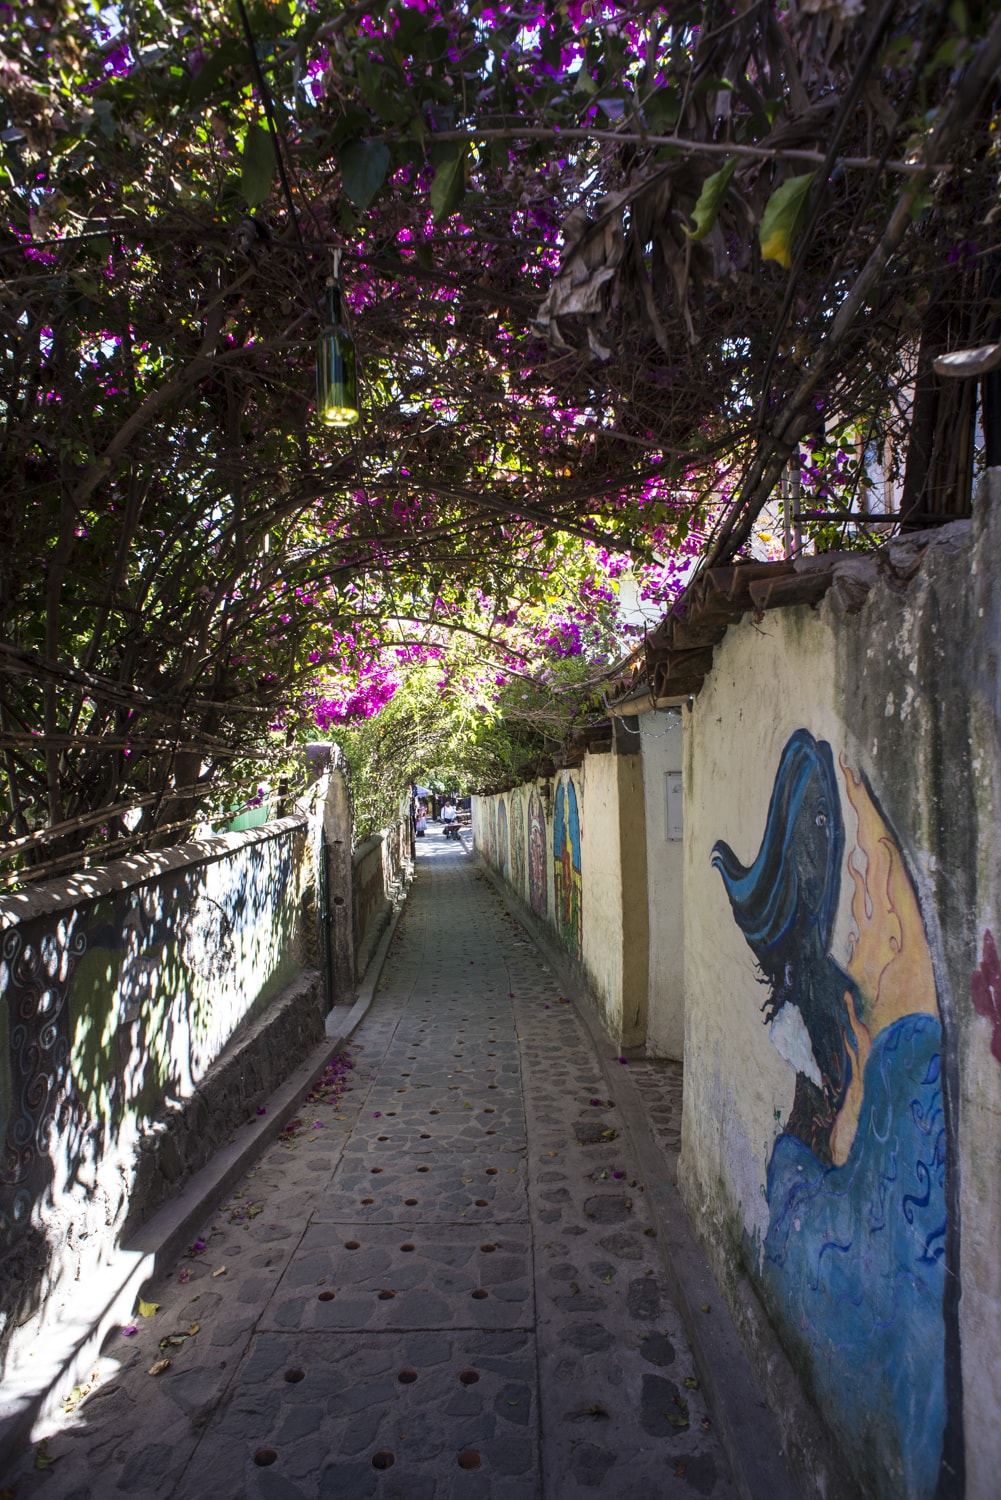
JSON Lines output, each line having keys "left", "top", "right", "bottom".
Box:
{"left": 233, "top": 0, "right": 324, "bottom": 324}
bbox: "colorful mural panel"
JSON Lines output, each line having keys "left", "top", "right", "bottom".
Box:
{"left": 498, "top": 798, "right": 510, "bottom": 882}
{"left": 528, "top": 789, "right": 547, "bottom": 919}
{"left": 712, "top": 730, "right": 955, "bottom": 1498}
{"left": 553, "top": 778, "right": 582, "bottom": 958}
{"left": 510, "top": 793, "right": 526, "bottom": 901}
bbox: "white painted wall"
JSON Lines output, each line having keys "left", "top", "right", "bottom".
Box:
{"left": 639, "top": 710, "right": 685, "bottom": 1059}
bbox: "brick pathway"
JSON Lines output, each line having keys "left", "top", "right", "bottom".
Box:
{"left": 7, "top": 836, "right": 739, "bottom": 1499}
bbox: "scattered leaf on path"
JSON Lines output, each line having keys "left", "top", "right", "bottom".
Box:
{"left": 148, "top": 1359, "right": 172, "bottom": 1376}
{"left": 35, "top": 1440, "right": 57, "bottom": 1469}
{"left": 212, "top": 1266, "right": 227, "bottom": 1277}
{"left": 138, "top": 1299, "right": 159, "bottom": 1317}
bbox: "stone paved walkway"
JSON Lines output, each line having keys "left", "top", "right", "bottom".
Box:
{"left": 7, "top": 836, "right": 739, "bottom": 1500}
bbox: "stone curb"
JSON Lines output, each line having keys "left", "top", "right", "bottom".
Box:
{"left": 0, "top": 884, "right": 409, "bottom": 1471}
{"left": 470, "top": 842, "right": 802, "bottom": 1500}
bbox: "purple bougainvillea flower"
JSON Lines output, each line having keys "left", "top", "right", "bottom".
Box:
{"left": 256, "top": 1106, "right": 267, "bottom": 1115}
{"left": 590, "top": 1098, "right": 601, "bottom": 1106}
{"left": 373, "top": 1111, "right": 382, "bottom": 1118}
{"left": 613, "top": 1171, "right": 625, "bottom": 1179}
{"left": 192, "top": 1239, "right": 206, "bottom": 1253}
{"left": 313, "top": 1121, "right": 325, "bottom": 1129}
{"left": 617, "top": 1057, "right": 629, "bottom": 1065}
{"left": 178, "top": 1269, "right": 191, "bottom": 1283}
{"left": 122, "top": 1325, "right": 138, "bottom": 1337}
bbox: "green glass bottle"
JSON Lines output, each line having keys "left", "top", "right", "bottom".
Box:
{"left": 316, "top": 278, "right": 359, "bottom": 427}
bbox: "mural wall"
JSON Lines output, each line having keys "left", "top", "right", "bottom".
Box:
{"left": 712, "top": 731, "right": 949, "bottom": 1497}
{"left": 681, "top": 490, "right": 1001, "bottom": 1499}
{"left": 528, "top": 786, "right": 548, "bottom": 918}
{"left": 553, "top": 777, "right": 583, "bottom": 958}
{"left": 510, "top": 792, "right": 527, "bottom": 903}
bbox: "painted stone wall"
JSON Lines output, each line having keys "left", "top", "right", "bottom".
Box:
{"left": 0, "top": 818, "right": 312, "bottom": 1375}
{"left": 680, "top": 481, "right": 1001, "bottom": 1499}
{"left": 474, "top": 754, "right": 648, "bottom": 1048}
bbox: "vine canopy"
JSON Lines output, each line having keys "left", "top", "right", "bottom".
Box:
{"left": 2, "top": 0, "right": 1000, "bottom": 875}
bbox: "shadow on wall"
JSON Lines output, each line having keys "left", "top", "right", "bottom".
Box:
{"left": 0, "top": 824, "right": 306, "bottom": 1371}
{"left": 713, "top": 730, "right": 959, "bottom": 1500}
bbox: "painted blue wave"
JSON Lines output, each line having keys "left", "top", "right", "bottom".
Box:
{"left": 761, "top": 1013, "right": 946, "bottom": 1499}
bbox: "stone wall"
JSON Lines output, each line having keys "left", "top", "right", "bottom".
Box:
{"left": 679, "top": 477, "right": 1001, "bottom": 1498}
{"left": 0, "top": 817, "right": 316, "bottom": 1377}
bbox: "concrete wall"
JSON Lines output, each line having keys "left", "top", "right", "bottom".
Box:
{"left": 473, "top": 747, "right": 649, "bottom": 1049}
{"left": 639, "top": 710, "right": 685, "bottom": 1059}
{"left": 679, "top": 479, "right": 1001, "bottom": 1499}
{"left": 0, "top": 817, "right": 316, "bottom": 1378}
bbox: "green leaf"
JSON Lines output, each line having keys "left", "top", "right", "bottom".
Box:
{"left": 759, "top": 171, "right": 816, "bottom": 269}
{"left": 188, "top": 41, "right": 244, "bottom": 107}
{"left": 339, "top": 138, "right": 391, "bottom": 208}
{"left": 241, "top": 123, "right": 276, "bottom": 208}
{"left": 430, "top": 146, "right": 466, "bottom": 223}
{"left": 686, "top": 158, "right": 737, "bottom": 241}
{"left": 644, "top": 85, "right": 678, "bottom": 133}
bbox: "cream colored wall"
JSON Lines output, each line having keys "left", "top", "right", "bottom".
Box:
{"left": 640, "top": 710, "right": 685, "bottom": 1059}
{"left": 578, "top": 756, "right": 625, "bottom": 1039}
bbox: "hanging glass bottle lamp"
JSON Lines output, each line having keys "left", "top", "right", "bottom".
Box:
{"left": 316, "top": 275, "right": 359, "bottom": 427}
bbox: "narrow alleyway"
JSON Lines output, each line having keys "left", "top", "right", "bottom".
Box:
{"left": 8, "top": 837, "right": 761, "bottom": 1499}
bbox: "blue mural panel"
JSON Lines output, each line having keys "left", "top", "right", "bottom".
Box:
{"left": 553, "top": 779, "right": 582, "bottom": 958}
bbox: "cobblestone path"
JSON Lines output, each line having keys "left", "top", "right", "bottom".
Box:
{"left": 8, "top": 837, "right": 736, "bottom": 1500}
